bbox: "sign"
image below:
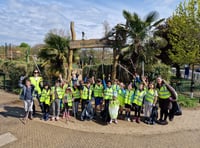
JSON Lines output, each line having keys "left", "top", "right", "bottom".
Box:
{"left": 69, "top": 39, "right": 113, "bottom": 49}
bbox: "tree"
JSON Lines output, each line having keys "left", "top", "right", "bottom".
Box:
{"left": 168, "top": 0, "right": 200, "bottom": 97}
{"left": 39, "top": 30, "right": 70, "bottom": 79}
{"left": 122, "top": 10, "right": 164, "bottom": 74}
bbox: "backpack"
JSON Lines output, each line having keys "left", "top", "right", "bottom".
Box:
{"left": 144, "top": 106, "right": 158, "bottom": 125}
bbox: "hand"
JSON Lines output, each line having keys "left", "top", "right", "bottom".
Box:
{"left": 20, "top": 76, "right": 25, "bottom": 81}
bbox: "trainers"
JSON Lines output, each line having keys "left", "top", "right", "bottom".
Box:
{"left": 51, "top": 117, "right": 55, "bottom": 121}
{"left": 127, "top": 118, "right": 131, "bottom": 122}
{"left": 109, "top": 120, "right": 112, "bottom": 124}
{"left": 114, "top": 119, "right": 118, "bottom": 124}
{"left": 56, "top": 116, "right": 59, "bottom": 121}
{"left": 62, "top": 112, "right": 66, "bottom": 119}
{"left": 136, "top": 117, "right": 140, "bottom": 123}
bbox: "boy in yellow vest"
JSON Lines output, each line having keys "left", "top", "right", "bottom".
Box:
{"left": 40, "top": 82, "right": 51, "bottom": 121}
{"left": 133, "top": 83, "right": 146, "bottom": 123}
{"left": 92, "top": 78, "right": 104, "bottom": 116}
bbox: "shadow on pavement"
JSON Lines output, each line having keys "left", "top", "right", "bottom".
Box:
{"left": 0, "top": 106, "right": 25, "bottom": 118}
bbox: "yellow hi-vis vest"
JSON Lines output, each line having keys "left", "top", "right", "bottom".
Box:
{"left": 125, "top": 89, "right": 134, "bottom": 105}
{"left": 104, "top": 87, "right": 114, "bottom": 100}
{"left": 51, "top": 86, "right": 63, "bottom": 100}
{"left": 133, "top": 90, "right": 146, "bottom": 106}
{"left": 145, "top": 89, "right": 156, "bottom": 104}
{"left": 64, "top": 93, "right": 73, "bottom": 107}
{"left": 29, "top": 76, "right": 42, "bottom": 94}
{"left": 117, "top": 89, "right": 126, "bottom": 100}
{"left": 81, "top": 86, "right": 92, "bottom": 100}
{"left": 157, "top": 85, "right": 171, "bottom": 99}
{"left": 72, "top": 87, "right": 81, "bottom": 99}
{"left": 40, "top": 89, "right": 51, "bottom": 104}
{"left": 93, "top": 84, "right": 103, "bottom": 98}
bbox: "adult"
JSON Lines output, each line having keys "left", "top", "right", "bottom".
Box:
{"left": 29, "top": 69, "right": 43, "bottom": 116}
{"left": 156, "top": 76, "right": 171, "bottom": 124}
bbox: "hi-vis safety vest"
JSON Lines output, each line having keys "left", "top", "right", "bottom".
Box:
{"left": 104, "top": 87, "right": 114, "bottom": 100}
{"left": 29, "top": 76, "right": 42, "bottom": 94}
{"left": 112, "top": 84, "right": 119, "bottom": 92}
{"left": 145, "top": 89, "right": 156, "bottom": 103}
{"left": 93, "top": 84, "right": 103, "bottom": 98}
{"left": 64, "top": 93, "right": 73, "bottom": 107}
{"left": 133, "top": 90, "right": 146, "bottom": 106}
{"left": 125, "top": 89, "right": 135, "bottom": 105}
{"left": 51, "top": 86, "right": 63, "bottom": 100}
{"left": 40, "top": 89, "right": 51, "bottom": 104}
{"left": 81, "top": 86, "right": 92, "bottom": 100}
{"left": 157, "top": 85, "right": 171, "bottom": 99}
{"left": 117, "top": 89, "right": 126, "bottom": 100}
{"left": 72, "top": 88, "right": 81, "bottom": 99}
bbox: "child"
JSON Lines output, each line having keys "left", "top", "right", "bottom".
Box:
{"left": 124, "top": 83, "right": 135, "bottom": 122}
{"left": 72, "top": 83, "right": 81, "bottom": 118}
{"left": 109, "top": 96, "right": 119, "bottom": 124}
{"left": 144, "top": 82, "right": 158, "bottom": 121}
{"left": 40, "top": 82, "right": 51, "bottom": 121}
{"left": 63, "top": 87, "right": 73, "bottom": 120}
{"left": 51, "top": 80, "right": 64, "bottom": 121}
{"left": 117, "top": 82, "right": 126, "bottom": 119}
{"left": 133, "top": 83, "right": 146, "bottom": 123}
{"left": 19, "top": 77, "right": 35, "bottom": 121}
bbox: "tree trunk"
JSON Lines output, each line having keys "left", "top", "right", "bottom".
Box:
{"left": 67, "top": 22, "right": 76, "bottom": 82}
{"left": 175, "top": 64, "right": 181, "bottom": 78}
{"left": 112, "top": 48, "right": 119, "bottom": 80}
{"left": 190, "top": 64, "right": 195, "bottom": 98}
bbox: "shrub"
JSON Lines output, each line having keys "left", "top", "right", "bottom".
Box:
{"left": 178, "top": 94, "right": 199, "bottom": 108}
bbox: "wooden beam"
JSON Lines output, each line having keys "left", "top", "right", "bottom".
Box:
{"left": 69, "top": 39, "right": 113, "bottom": 49}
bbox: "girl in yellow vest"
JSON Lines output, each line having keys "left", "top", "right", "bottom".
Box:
{"left": 124, "top": 83, "right": 135, "bottom": 122}
{"left": 117, "top": 82, "right": 126, "bottom": 119}
{"left": 63, "top": 87, "right": 73, "bottom": 120}
{"left": 72, "top": 83, "right": 81, "bottom": 118}
{"left": 40, "top": 82, "right": 51, "bottom": 121}
{"left": 51, "top": 80, "right": 64, "bottom": 121}
{"left": 144, "top": 82, "right": 158, "bottom": 120}
{"left": 133, "top": 83, "right": 146, "bottom": 123}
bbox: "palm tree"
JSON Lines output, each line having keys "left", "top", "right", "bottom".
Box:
{"left": 39, "top": 31, "right": 70, "bottom": 80}
{"left": 122, "top": 10, "right": 164, "bottom": 74}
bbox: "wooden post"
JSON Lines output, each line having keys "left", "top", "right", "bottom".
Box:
{"left": 67, "top": 22, "right": 76, "bottom": 82}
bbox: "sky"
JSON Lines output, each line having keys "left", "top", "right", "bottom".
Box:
{"left": 0, "top": 0, "right": 183, "bottom": 46}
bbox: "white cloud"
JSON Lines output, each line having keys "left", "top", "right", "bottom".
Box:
{"left": 0, "top": 0, "right": 182, "bottom": 46}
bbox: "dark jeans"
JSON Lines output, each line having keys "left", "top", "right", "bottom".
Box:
{"left": 43, "top": 103, "right": 49, "bottom": 114}
{"left": 81, "top": 100, "right": 93, "bottom": 120}
{"left": 81, "top": 100, "right": 88, "bottom": 111}
{"left": 134, "top": 105, "right": 141, "bottom": 118}
{"left": 159, "top": 98, "right": 170, "bottom": 121}
{"left": 102, "top": 100, "right": 110, "bottom": 122}
{"left": 73, "top": 99, "right": 80, "bottom": 114}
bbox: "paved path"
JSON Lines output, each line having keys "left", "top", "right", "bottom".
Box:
{"left": 1, "top": 90, "right": 200, "bottom": 148}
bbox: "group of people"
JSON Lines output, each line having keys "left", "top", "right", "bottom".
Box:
{"left": 19, "top": 69, "right": 178, "bottom": 125}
